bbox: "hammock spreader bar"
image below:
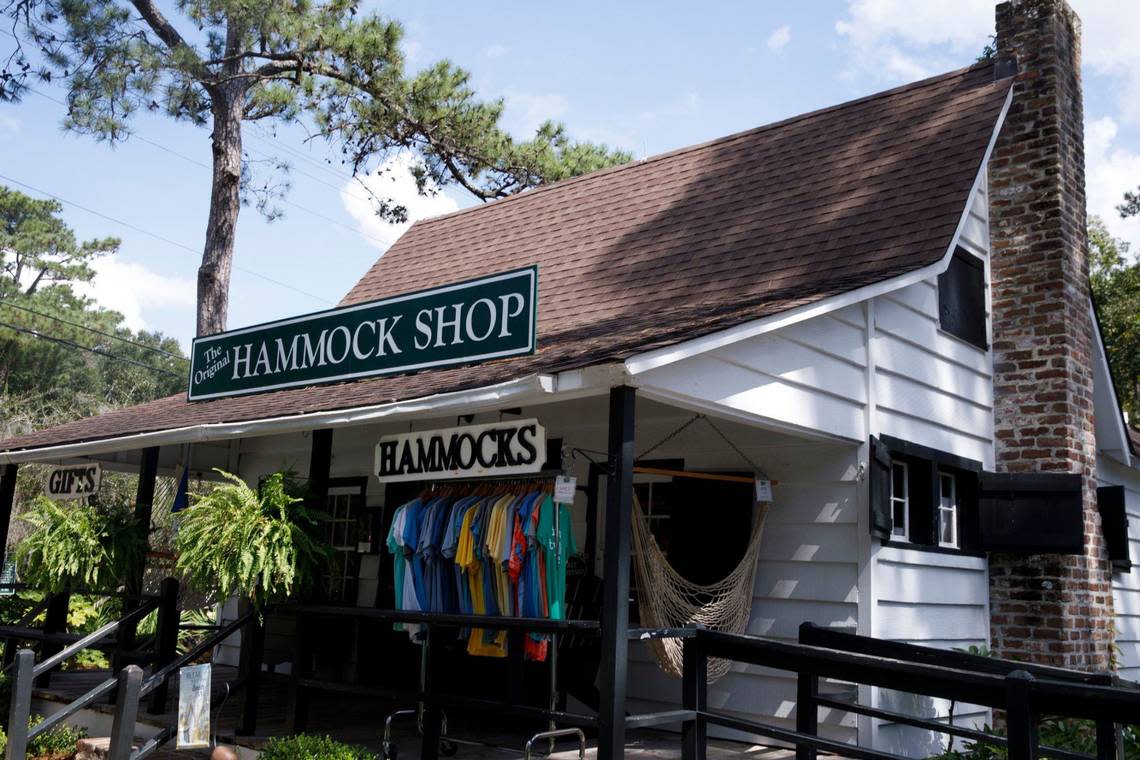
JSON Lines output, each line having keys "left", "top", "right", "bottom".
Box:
{"left": 631, "top": 466, "right": 779, "bottom": 487}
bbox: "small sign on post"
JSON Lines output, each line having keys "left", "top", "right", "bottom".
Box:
{"left": 177, "top": 663, "right": 212, "bottom": 749}
{"left": 45, "top": 463, "right": 101, "bottom": 500}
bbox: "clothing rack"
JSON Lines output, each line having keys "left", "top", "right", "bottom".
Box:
{"left": 631, "top": 466, "right": 779, "bottom": 486}
{"left": 426, "top": 469, "right": 563, "bottom": 488}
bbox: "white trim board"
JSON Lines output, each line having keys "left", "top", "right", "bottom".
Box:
{"left": 624, "top": 85, "right": 1014, "bottom": 377}
{"left": 0, "top": 374, "right": 565, "bottom": 465}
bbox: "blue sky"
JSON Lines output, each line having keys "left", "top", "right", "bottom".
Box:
{"left": 1, "top": 0, "right": 1138, "bottom": 352}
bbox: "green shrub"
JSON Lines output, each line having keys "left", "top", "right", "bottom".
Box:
{"left": 260, "top": 734, "right": 378, "bottom": 760}
{"left": 175, "top": 471, "right": 328, "bottom": 608}
{"left": 27, "top": 716, "right": 87, "bottom": 760}
{"left": 931, "top": 718, "right": 1140, "bottom": 760}
{"left": 14, "top": 496, "right": 142, "bottom": 594}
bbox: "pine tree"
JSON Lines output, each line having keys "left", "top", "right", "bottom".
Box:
{"left": 1, "top": 1, "right": 631, "bottom": 336}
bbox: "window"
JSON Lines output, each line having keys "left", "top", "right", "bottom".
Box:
{"left": 938, "top": 472, "right": 958, "bottom": 548}
{"left": 891, "top": 460, "right": 909, "bottom": 540}
{"left": 870, "top": 435, "right": 982, "bottom": 554}
{"left": 938, "top": 247, "right": 988, "bottom": 350}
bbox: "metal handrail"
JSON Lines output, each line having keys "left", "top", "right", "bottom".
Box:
{"left": 138, "top": 606, "right": 255, "bottom": 699}
{"left": 33, "top": 599, "right": 158, "bottom": 677}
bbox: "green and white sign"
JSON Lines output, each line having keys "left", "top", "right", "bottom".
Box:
{"left": 188, "top": 267, "right": 537, "bottom": 401}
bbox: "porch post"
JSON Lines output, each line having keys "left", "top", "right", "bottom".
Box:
{"left": 307, "top": 429, "right": 333, "bottom": 509}
{"left": 598, "top": 386, "right": 635, "bottom": 760}
{"left": 0, "top": 463, "right": 17, "bottom": 571}
{"left": 115, "top": 447, "right": 159, "bottom": 673}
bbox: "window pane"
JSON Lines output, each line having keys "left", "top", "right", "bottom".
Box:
{"left": 892, "top": 463, "right": 907, "bottom": 497}
{"left": 940, "top": 509, "right": 954, "bottom": 545}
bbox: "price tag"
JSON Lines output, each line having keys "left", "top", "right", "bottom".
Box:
{"left": 755, "top": 478, "right": 773, "bottom": 502}
{"left": 554, "top": 475, "right": 577, "bottom": 504}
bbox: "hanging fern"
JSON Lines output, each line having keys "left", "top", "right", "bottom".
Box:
{"left": 14, "top": 496, "right": 142, "bottom": 594}
{"left": 175, "top": 470, "right": 328, "bottom": 609}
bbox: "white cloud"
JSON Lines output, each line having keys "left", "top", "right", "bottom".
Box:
{"left": 0, "top": 115, "right": 20, "bottom": 138}
{"left": 501, "top": 91, "right": 570, "bottom": 136}
{"left": 1085, "top": 116, "right": 1140, "bottom": 245}
{"left": 403, "top": 39, "right": 423, "bottom": 63}
{"left": 483, "top": 44, "right": 509, "bottom": 59}
{"left": 835, "top": 0, "right": 1140, "bottom": 126}
{"left": 767, "top": 25, "right": 792, "bottom": 54}
{"left": 77, "top": 258, "right": 195, "bottom": 333}
{"left": 341, "top": 153, "right": 462, "bottom": 252}
{"left": 835, "top": 0, "right": 992, "bottom": 83}
{"left": 1072, "top": 0, "right": 1140, "bottom": 127}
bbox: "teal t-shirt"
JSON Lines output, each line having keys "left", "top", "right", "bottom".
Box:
{"left": 536, "top": 496, "right": 577, "bottom": 620}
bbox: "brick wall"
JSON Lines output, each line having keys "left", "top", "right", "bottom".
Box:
{"left": 988, "top": 0, "right": 1113, "bottom": 670}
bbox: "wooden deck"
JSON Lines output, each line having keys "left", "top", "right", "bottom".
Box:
{"left": 34, "top": 665, "right": 794, "bottom": 759}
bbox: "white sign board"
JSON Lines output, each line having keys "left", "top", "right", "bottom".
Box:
{"left": 554, "top": 476, "right": 577, "bottom": 504}
{"left": 45, "top": 464, "right": 101, "bottom": 500}
{"left": 176, "top": 663, "right": 211, "bottom": 749}
{"left": 375, "top": 419, "right": 546, "bottom": 483}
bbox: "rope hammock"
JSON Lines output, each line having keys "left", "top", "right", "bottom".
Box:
{"left": 629, "top": 415, "right": 772, "bottom": 682}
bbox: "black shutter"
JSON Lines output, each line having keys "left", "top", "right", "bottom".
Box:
{"left": 1097, "top": 485, "right": 1132, "bottom": 572}
{"left": 979, "top": 472, "right": 1084, "bottom": 554}
{"left": 908, "top": 459, "right": 937, "bottom": 546}
{"left": 957, "top": 470, "right": 981, "bottom": 552}
{"left": 869, "top": 436, "right": 893, "bottom": 540}
{"left": 937, "top": 248, "right": 988, "bottom": 350}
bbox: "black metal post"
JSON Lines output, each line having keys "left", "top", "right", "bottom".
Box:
{"left": 796, "top": 622, "right": 819, "bottom": 760}
{"left": 598, "top": 386, "right": 635, "bottom": 760}
{"left": 6, "top": 649, "right": 34, "bottom": 760}
{"left": 287, "top": 612, "right": 311, "bottom": 733}
{"left": 507, "top": 628, "right": 526, "bottom": 704}
{"left": 420, "top": 626, "right": 443, "bottom": 760}
{"left": 585, "top": 462, "right": 601, "bottom": 571}
{"left": 0, "top": 463, "right": 18, "bottom": 571}
{"left": 681, "top": 636, "right": 707, "bottom": 760}
{"left": 108, "top": 665, "right": 144, "bottom": 760}
{"left": 307, "top": 428, "right": 333, "bottom": 510}
{"left": 237, "top": 599, "right": 265, "bottom": 735}
{"left": 1005, "top": 670, "right": 1038, "bottom": 760}
{"left": 1095, "top": 717, "right": 1120, "bottom": 760}
{"left": 147, "top": 577, "right": 180, "bottom": 714}
{"left": 35, "top": 591, "right": 71, "bottom": 688}
{"left": 115, "top": 446, "right": 160, "bottom": 673}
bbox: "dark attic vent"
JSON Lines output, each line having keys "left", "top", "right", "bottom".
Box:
{"left": 938, "top": 247, "right": 988, "bottom": 350}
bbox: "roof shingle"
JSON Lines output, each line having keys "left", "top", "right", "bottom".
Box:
{"left": 0, "top": 62, "right": 1011, "bottom": 454}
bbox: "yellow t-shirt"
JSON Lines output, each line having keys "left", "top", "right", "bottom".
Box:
{"left": 465, "top": 499, "right": 506, "bottom": 657}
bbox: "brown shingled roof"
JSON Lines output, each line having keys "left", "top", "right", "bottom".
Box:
{"left": 0, "top": 62, "right": 1012, "bottom": 454}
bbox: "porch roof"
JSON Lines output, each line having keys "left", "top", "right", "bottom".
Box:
{"left": 0, "top": 61, "right": 1012, "bottom": 457}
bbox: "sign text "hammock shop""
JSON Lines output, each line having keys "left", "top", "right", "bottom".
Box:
{"left": 187, "top": 267, "right": 537, "bottom": 401}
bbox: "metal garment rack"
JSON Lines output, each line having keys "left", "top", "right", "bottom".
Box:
{"left": 286, "top": 607, "right": 600, "bottom": 760}
{"left": 411, "top": 468, "right": 580, "bottom": 752}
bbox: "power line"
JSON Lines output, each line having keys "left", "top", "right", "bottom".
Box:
{"left": 0, "top": 172, "right": 333, "bottom": 305}
{"left": 21, "top": 84, "right": 397, "bottom": 249}
{"left": 0, "top": 318, "right": 184, "bottom": 378}
{"left": 0, "top": 300, "right": 188, "bottom": 362}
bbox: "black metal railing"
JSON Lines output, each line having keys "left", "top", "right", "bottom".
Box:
{"left": 4, "top": 584, "right": 166, "bottom": 760}
{"left": 677, "top": 626, "right": 1140, "bottom": 760}
{"left": 3, "top": 577, "right": 256, "bottom": 760}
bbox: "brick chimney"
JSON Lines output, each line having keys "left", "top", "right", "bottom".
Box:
{"left": 988, "top": 0, "right": 1112, "bottom": 669}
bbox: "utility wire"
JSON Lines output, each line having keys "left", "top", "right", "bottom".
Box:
{"left": 0, "top": 172, "right": 333, "bottom": 305}
{"left": 0, "top": 300, "right": 188, "bottom": 362}
{"left": 21, "top": 84, "right": 397, "bottom": 249}
{"left": 0, "top": 318, "right": 184, "bottom": 378}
